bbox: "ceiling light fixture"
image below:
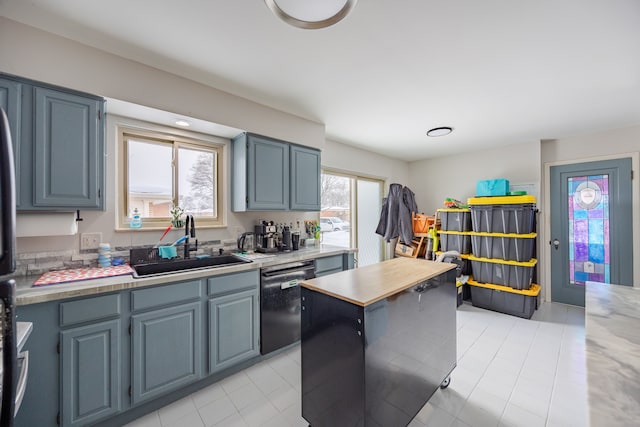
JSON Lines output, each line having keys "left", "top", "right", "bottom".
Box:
{"left": 264, "top": 0, "right": 358, "bottom": 29}
{"left": 175, "top": 120, "right": 190, "bottom": 127}
{"left": 427, "top": 127, "right": 453, "bottom": 137}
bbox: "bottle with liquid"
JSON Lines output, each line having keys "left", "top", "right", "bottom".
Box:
{"left": 130, "top": 208, "right": 142, "bottom": 229}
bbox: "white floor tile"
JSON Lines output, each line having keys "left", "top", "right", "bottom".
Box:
{"left": 220, "top": 372, "right": 252, "bottom": 394}
{"left": 239, "top": 399, "right": 280, "bottom": 427}
{"left": 198, "top": 396, "right": 239, "bottom": 427}
{"left": 124, "top": 411, "right": 162, "bottom": 427}
{"left": 414, "top": 401, "right": 455, "bottom": 427}
{"left": 162, "top": 410, "right": 204, "bottom": 427}
{"left": 227, "top": 382, "right": 267, "bottom": 411}
{"left": 213, "top": 412, "right": 248, "bottom": 427}
{"left": 158, "top": 397, "right": 198, "bottom": 426}
{"left": 267, "top": 384, "right": 299, "bottom": 412}
{"left": 191, "top": 383, "right": 226, "bottom": 408}
{"left": 499, "top": 402, "right": 546, "bottom": 427}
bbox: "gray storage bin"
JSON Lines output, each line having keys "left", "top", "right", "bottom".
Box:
{"left": 439, "top": 232, "right": 472, "bottom": 254}
{"left": 470, "top": 204, "right": 536, "bottom": 234}
{"left": 468, "top": 283, "right": 539, "bottom": 319}
{"left": 438, "top": 209, "right": 472, "bottom": 232}
{"left": 469, "top": 256, "right": 537, "bottom": 290}
{"left": 470, "top": 232, "right": 536, "bottom": 262}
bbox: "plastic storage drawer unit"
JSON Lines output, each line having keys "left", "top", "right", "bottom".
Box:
{"left": 468, "top": 196, "right": 536, "bottom": 234}
{"left": 469, "top": 255, "right": 537, "bottom": 290}
{"left": 467, "top": 279, "right": 540, "bottom": 319}
{"left": 438, "top": 231, "right": 472, "bottom": 254}
{"left": 470, "top": 232, "right": 536, "bottom": 262}
{"left": 437, "top": 208, "right": 472, "bottom": 232}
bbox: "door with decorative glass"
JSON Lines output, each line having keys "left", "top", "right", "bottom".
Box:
{"left": 550, "top": 158, "right": 633, "bottom": 306}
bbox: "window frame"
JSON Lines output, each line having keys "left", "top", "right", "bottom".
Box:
{"left": 117, "top": 126, "right": 225, "bottom": 230}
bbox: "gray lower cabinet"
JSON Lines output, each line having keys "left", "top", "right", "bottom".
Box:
{"left": 209, "top": 289, "right": 259, "bottom": 372}
{"left": 208, "top": 270, "right": 260, "bottom": 373}
{"left": 315, "top": 254, "right": 348, "bottom": 277}
{"left": 60, "top": 320, "right": 121, "bottom": 427}
{"left": 131, "top": 301, "right": 202, "bottom": 404}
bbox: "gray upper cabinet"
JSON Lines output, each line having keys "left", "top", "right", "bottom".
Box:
{"left": 290, "top": 145, "right": 321, "bottom": 211}
{"left": 0, "top": 76, "right": 22, "bottom": 207}
{"left": 131, "top": 301, "right": 202, "bottom": 405}
{"left": 232, "top": 132, "right": 320, "bottom": 211}
{"left": 60, "top": 320, "right": 121, "bottom": 427}
{"left": 33, "top": 87, "right": 104, "bottom": 209}
{"left": 0, "top": 72, "right": 105, "bottom": 211}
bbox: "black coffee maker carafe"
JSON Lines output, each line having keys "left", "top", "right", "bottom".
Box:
{"left": 281, "top": 226, "right": 292, "bottom": 252}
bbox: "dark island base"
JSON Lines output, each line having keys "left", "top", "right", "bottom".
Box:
{"left": 301, "top": 269, "right": 457, "bottom": 427}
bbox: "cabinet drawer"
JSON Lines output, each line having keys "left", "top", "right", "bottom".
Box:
{"left": 131, "top": 280, "right": 202, "bottom": 312}
{"left": 315, "top": 255, "right": 343, "bottom": 275}
{"left": 208, "top": 270, "right": 259, "bottom": 296}
{"left": 60, "top": 294, "right": 120, "bottom": 327}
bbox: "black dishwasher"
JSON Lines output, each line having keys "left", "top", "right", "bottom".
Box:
{"left": 260, "top": 260, "right": 315, "bottom": 355}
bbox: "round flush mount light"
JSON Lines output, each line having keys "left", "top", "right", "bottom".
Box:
{"left": 175, "top": 120, "right": 190, "bottom": 127}
{"left": 427, "top": 127, "right": 453, "bottom": 137}
{"left": 264, "top": 0, "right": 358, "bottom": 29}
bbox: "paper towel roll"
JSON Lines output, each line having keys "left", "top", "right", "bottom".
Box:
{"left": 16, "top": 212, "right": 78, "bottom": 237}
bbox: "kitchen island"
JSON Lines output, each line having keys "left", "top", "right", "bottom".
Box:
{"left": 300, "top": 257, "right": 457, "bottom": 427}
{"left": 586, "top": 281, "right": 640, "bottom": 426}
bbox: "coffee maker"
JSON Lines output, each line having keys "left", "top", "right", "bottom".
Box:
{"left": 254, "top": 221, "right": 278, "bottom": 253}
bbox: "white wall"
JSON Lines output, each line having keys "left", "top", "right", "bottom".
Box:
{"left": 322, "top": 139, "right": 409, "bottom": 186}
{"left": 409, "top": 141, "right": 541, "bottom": 214}
{"left": 0, "top": 17, "right": 324, "bottom": 149}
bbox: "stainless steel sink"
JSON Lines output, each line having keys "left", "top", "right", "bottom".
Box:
{"left": 132, "top": 254, "right": 252, "bottom": 278}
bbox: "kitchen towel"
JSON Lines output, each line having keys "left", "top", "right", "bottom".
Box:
{"left": 33, "top": 264, "right": 134, "bottom": 286}
{"left": 17, "top": 212, "right": 78, "bottom": 237}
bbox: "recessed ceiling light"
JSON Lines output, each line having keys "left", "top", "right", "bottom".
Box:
{"left": 264, "top": 0, "right": 358, "bottom": 29}
{"left": 427, "top": 127, "right": 453, "bottom": 137}
{"left": 175, "top": 120, "right": 190, "bottom": 127}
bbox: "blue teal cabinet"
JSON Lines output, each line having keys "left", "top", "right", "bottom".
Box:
{"left": 232, "top": 132, "right": 289, "bottom": 211}
{"left": 290, "top": 145, "right": 321, "bottom": 211}
{"left": 315, "top": 253, "right": 354, "bottom": 277}
{"left": 33, "top": 87, "right": 104, "bottom": 209}
{"left": 208, "top": 270, "right": 260, "bottom": 372}
{"left": 232, "top": 132, "right": 321, "bottom": 211}
{"left": 59, "top": 293, "right": 122, "bottom": 427}
{"left": 0, "top": 72, "right": 105, "bottom": 211}
{"left": 130, "top": 280, "right": 203, "bottom": 405}
{"left": 0, "top": 76, "right": 23, "bottom": 207}
{"left": 61, "top": 320, "right": 121, "bottom": 426}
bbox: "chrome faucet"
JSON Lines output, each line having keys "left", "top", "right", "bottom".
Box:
{"left": 184, "top": 215, "right": 198, "bottom": 258}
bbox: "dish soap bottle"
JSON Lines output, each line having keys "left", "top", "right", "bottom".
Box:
{"left": 130, "top": 208, "right": 142, "bottom": 229}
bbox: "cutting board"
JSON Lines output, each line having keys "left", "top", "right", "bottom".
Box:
{"left": 33, "top": 264, "right": 134, "bottom": 287}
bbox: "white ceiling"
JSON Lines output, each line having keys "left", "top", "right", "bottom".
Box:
{"left": 2, "top": 0, "right": 640, "bottom": 161}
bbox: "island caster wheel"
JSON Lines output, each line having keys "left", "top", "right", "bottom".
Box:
{"left": 440, "top": 376, "right": 451, "bottom": 389}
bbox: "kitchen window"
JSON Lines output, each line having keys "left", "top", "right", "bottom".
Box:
{"left": 118, "top": 128, "right": 224, "bottom": 229}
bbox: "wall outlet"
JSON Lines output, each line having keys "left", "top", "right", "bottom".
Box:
{"left": 80, "top": 232, "right": 102, "bottom": 250}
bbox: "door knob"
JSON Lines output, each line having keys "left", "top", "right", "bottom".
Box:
{"left": 552, "top": 239, "right": 560, "bottom": 250}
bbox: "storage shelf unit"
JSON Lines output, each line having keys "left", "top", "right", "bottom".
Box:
{"left": 467, "top": 195, "right": 539, "bottom": 317}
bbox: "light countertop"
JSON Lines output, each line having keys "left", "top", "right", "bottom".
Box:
{"left": 301, "top": 257, "right": 456, "bottom": 306}
{"left": 585, "top": 281, "right": 640, "bottom": 426}
{"left": 15, "top": 246, "right": 355, "bottom": 306}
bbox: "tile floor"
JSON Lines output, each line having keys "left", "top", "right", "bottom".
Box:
{"left": 124, "top": 301, "right": 588, "bottom": 427}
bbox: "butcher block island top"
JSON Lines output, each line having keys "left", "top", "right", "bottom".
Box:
{"left": 301, "top": 257, "right": 456, "bottom": 306}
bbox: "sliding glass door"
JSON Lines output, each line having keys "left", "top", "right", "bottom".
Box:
{"left": 321, "top": 170, "right": 384, "bottom": 267}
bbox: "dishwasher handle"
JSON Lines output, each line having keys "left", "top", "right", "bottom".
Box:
{"left": 261, "top": 261, "right": 315, "bottom": 278}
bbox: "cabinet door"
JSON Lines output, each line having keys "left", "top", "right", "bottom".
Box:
{"left": 247, "top": 135, "right": 289, "bottom": 210}
{"left": 209, "top": 289, "right": 259, "bottom": 372}
{"left": 33, "top": 87, "right": 104, "bottom": 209}
{"left": 290, "top": 145, "right": 321, "bottom": 211}
{"left": 0, "top": 77, "right": 22, "bottom": 207}
{"left": 131, "top": 302, "right": 202, "bottom": 405}
{"left": 60, "top": 320, "right": 121, "bottom": 427}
